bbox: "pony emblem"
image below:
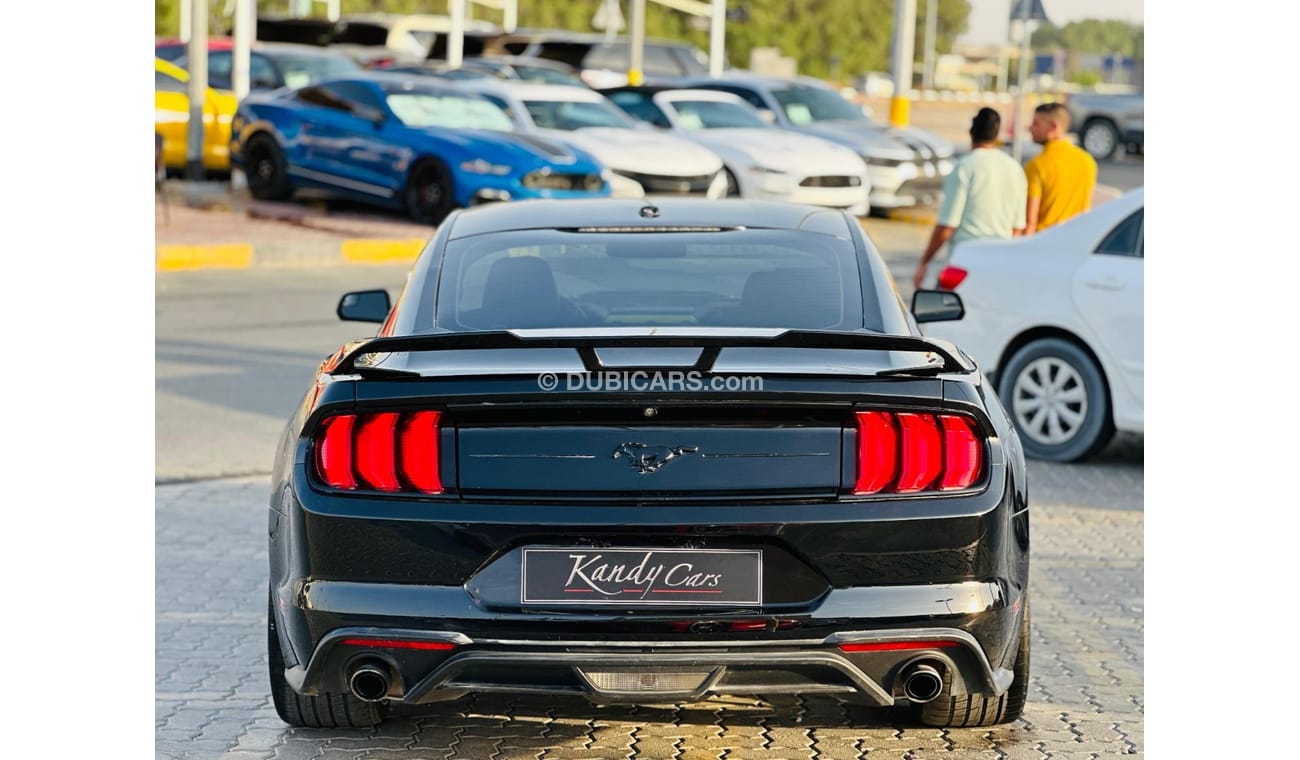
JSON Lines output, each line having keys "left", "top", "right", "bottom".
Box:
{"left": 612, "top": 442, "right": 699, "bottom": 474}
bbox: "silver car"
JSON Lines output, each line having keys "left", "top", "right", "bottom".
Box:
{"left": 676, "top": 73, "right": 955, "bottom": 210}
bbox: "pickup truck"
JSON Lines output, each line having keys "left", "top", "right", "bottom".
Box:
{"left": 1065, "top": 92, "right": 1143, "bottom": 161}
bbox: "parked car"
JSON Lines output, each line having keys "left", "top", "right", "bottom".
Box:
{"left": 602, "top": 86, "right": 870, "bottom": 215}
{"left": 920, "top": 187, "right": 1144, "bottom": 462}
{"left": 1065, "top": 91, "right": 1144, "bottom": 161}
{"left": 454, "top": 80, "right": 727, "bottom": 200}
{"left": 266, "top": 197, "right": 1030, "bottom": 730}
{"left": 230, "top": 73, "right": 609, "bottom": 224}
{"left": 490, "top": 31, "right": 711, "bottom": 88}
{"left": 387, "top": 56, "right": 587, "bottom": 87}
{"left": 674, "top": 73, "right": 953, "bottom": 210}
{"left": 154, "top": 56, "right": 237, "bottom": 172}
{"left": 339, "top": 12, "right": 503, "bottom": 60}
{"left": 169, "top": 41, "right": 364, "bottom": 91}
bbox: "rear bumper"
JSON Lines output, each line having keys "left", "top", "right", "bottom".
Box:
{"left": 279, "top": 610, "right": 1021, "bottom": 707}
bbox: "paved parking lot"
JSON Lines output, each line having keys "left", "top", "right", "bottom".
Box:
{"left": 156, "top": 437, "right": 1142, "bottom": 760}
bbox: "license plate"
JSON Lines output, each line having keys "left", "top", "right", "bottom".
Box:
{"left": 521, "top": 548, "right": 762, "bottom": 606}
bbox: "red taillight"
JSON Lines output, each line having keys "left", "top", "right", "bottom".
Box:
{"left": 838, "top": 640, "right": 960, "bottom": 652}
{"left": 852, "top": 411, "right": 983, "bottom": 495}
{"left": 854, "top": 411, "right": 898, "bottom": 494}
{"left": 316, "top": 414, "right": 357, "bottom": 489}
{"left": 939, "top": 415, "right": 980, "bottom": 490}
{"left": 339, "top": 637, "right": 456, "bottom": 651}
{"left": 355, "top": 412, "right": 400, "bottom": 491}
{"left": 399, "top": 411, "right": 443, "bottom": 494}
{"left": 313, "top": 410, "right": 444, "bottom": 494}
{"left": 937, "top": 266, "right": 967, "bottom": 290}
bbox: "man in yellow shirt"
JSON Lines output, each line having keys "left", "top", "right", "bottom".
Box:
{"left": 1023, "top": 102, "right": 1098, "bottom": 234}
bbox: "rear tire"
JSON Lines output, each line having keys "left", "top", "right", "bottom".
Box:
{"left": 916, "top": 594, "right": 1030, "bottom": 727}
{"left": 1080, "top": 119, "right": 1119, "bottom": 161}
{"left": 268, "top": 597, "right": 383, "bottom": 729}
{"left": 243, "top": 134, "right": 292, "bottom": 201}
{"left": 998, "top": 337, "right": 1114, "bottom": 462}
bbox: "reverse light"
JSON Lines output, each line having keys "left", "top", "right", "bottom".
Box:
{"left": 937, "top": 266, "right": 967, "bottom": 290}
{"left": 852, "top": 411, "right": 984, "bottom": 495}
{"left": 313, "top": 410, "right": 444, "bottom": 494}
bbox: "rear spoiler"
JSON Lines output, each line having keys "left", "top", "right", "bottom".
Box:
{"left": 329, "top": 329, "right": 975, "bottom": 376}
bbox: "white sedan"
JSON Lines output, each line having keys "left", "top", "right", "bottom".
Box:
{"left": 452, "top": 80, "right": 728, "bottom": 200}
{"left": 603, "top": 88, "right": 871, "bottom": 215}
{"left": 921, "top": 187, "right": 1144, "bottom": 462}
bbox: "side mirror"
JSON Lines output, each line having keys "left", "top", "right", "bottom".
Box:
{"left": 911, "top": 289, "right": 964, "bottom": 323}
{"left": 338, "top": 289, "right": 391, "bottom": 323}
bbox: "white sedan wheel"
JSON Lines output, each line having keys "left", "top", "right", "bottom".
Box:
{"left": 1010, "top": 357, "right": 1087, "bottom": 446}
{"left": 997, "top": 337, "right": 1114, "bottom": 462}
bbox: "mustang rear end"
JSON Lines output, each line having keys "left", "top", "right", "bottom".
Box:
{"left": 266, "top": 200, "right": 1029, "bottom": 729}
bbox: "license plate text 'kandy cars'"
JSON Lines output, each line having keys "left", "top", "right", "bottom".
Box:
{"left": 521, "top": 548, "right": 762, "bottom": 606}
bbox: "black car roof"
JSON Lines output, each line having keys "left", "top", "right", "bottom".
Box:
{"left": 444, "top": 199, "right": 856, "bottom": 240}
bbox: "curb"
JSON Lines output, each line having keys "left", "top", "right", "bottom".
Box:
{"left": 156, "top": 238, "right": 424, "bottom": 272}
{"left": 884, "top": 208, "right": 939, "bottom": 226}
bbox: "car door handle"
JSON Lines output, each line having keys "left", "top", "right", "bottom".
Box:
{"left": 1083, "top": 277, "right": 1124, "bottom": 291}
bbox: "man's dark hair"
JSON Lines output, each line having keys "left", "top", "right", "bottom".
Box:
{"left": 970, "top": 107, "right": 1001, "bottom": 143}
{"left": 1034, "top": 102, "right": 1071, "bottom": 129}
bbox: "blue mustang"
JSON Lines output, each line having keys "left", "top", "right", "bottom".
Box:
{"left": 231, "top": 72, "right": 610, "bottom": 224}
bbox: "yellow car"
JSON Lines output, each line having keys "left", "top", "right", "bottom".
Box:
{"left": 155, "top": 57, "right": 238, "bottom": 172}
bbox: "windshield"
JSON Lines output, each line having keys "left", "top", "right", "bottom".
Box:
{"left": 387, "top": 92, "right": 516, "bottom": 130}
{"left": 523, "top": 98, "right": 636, "bottom": 130}
{"left": 278, "top": 54, "right": 362, "bottom": 89}
{"left": 432, "top": 229, "right": 874, "bottom": 331}
{"left": 670, "top": 99, "right": 768, "bottom": 130}
{"left": 515, "top": 66, "right": 586, "bottom": 86}
{"left": 770, "top": 85, "right": 866, "bottom": 125}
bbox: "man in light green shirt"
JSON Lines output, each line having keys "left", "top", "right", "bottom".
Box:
{"left": 912, "top": 108, "right": 1027, "bottom": 289}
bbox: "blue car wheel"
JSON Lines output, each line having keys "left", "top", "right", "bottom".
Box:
{"left": 404, "top": 159, "right": 456, "bottom": 225}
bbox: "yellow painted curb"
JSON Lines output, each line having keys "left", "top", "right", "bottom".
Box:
{"left": 884, "top": 209, "right": 939, "bottom": 226}
{"left": 340, "top": 238, "right": 425, "bottom": 264}
{"left": 156, "top": 244, "right": 254, "bottom": 271}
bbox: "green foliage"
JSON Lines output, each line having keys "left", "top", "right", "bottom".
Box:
{"left": 153, "top": 0, "right": 977, "bottom": 80}
{"left": 1032, "top": 18, "right": 1143, "bottom": 60}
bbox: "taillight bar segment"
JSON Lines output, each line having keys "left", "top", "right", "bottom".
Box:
{"left": 853, "top": 411, "right": 984, "bottom": 495}
{"left": 313, "top": 411, "right": 444, "bottom": 494}
{"left": 838, "top": 640, "right": 961, "bottom": 652}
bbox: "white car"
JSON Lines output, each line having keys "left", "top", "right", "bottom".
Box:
{"left": 920, "top": 187, "right": 1144, "bottom": 462}
{"left": 452, "top": 80, "right": 728, "bottom": 200}
{"left": 603, "top": 87, "right": 871, "bottom": 216}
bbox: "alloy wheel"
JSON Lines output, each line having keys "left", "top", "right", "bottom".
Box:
{"left": 1011, "top": 357, "right": 1088, "bottom": 446}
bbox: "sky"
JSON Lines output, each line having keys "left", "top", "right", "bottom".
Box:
{"left": 959, "top": 0, "right": 1144, "bottom": 46}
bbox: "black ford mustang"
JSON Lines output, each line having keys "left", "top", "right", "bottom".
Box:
{"left": 267, "top": 199, "right": 1030, "bottom": 729}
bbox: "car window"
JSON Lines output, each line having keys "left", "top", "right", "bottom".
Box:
{"left": 671, "top": 46, "right": 710, "bottom": 76}
{"left": 385, "top": 91, "right": 515, "bottom": 131}
{"left": 1095, "top": 209, "right": 1143, "bottom": 257}
{"left": 297, "top": 85, "right": 352, "bottom": 112}
{"left": 697, "top": 84, "right": 771, "bottom": 113}
{"left": 206, "top": 51, "right": 234, "bottom": 89}
{"left": 607, "top": 91, "right": 672, "bottom": 128}
{"left": 771, "top": 85, "right": 867, "bottom": 124}
{"left": 434, "top": 229, "right": 871, "bottom": 332}
{"left": 274, "top": 53, "right": 362, "bottom": 89}
{"left": 515, "top": 65, "right": 585, "bottom": 86}
{"left": 523, "top": 98, "right": 634, "bottom": 129}
{"left": 581, "top": 43, "right": 625, "bottom": 70}
{"left": 643, "top": 45, "right": 683, "bottom": 76}
{"left": 670, "top": 99, "right": 767, "bottom": 130}
{"left": 321, "top": 81, "right": 386, "bottom": 111}
{"left": 249, "top": 54, "right": 279, "bottom": 88}
{"left": 155, "top": 70, "right": 188, "bottom": 93}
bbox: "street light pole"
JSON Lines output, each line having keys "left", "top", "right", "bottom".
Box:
{"left": 449, "top": 0, "right": 465, "bottom": 67}
{"left": 922, "top": 0, "right": 937, "bottom": 90}
{"left": 232, "top": 0, "right": 253, "bottom": 101}
{"left": 889, "top": 0, "right": 917, "bottom": 128}
{"left": 628, "top": 0, "right": 646, "bottom": 86}
{"left": 709, "top": 0, "right": 725, "bottom": 77}
{"left": 185, "top": 0, "right": 208, "bottom": 182}
{"left": 1012, "top": 0, "right": 1032, "bottom": 162}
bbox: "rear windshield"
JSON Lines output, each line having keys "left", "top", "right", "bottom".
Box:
{"left": 432, "top": 229, "right": 874, "bottom": 331}
{"left": 277, "top": 54, "right": 362, "bottom": 89}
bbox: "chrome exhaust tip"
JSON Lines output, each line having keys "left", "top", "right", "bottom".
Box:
{"left": 901, "top": 662, "right": 944, "bottom": 703}
{"left": 348, "top": 661, "right": 391, "bottom": 702}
